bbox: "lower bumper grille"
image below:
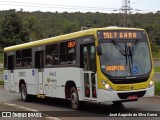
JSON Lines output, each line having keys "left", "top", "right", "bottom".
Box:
{"left": 117, "top": 90, "right": 146, "bottom": 99}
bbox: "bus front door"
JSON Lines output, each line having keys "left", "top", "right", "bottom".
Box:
{"left": 35, "top": 51, "right": 45, "bottom": 95}
{"left": 81, "top": 44, "right": 97, "bottom": 100}
{"left": 7, "top": 55, "right": 15, "bottom": 91}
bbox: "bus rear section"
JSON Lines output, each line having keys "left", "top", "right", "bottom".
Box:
{"left": 96, "top": 29, "right": 154, "bottom": 103}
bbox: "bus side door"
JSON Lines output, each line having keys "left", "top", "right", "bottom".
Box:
{"left": 7, "top": 55, "right": 15, "bottom": 91}
{"left": 35, "top": 51, "right": 45, "bottom": 95}
{"left": 81, "top": 44, "right": 97, "bottom": 100}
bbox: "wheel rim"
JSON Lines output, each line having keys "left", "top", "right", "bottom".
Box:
{"left": 71, "top": 90, "right": 78, "bottom": 108}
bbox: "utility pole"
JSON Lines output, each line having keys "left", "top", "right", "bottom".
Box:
{"left": 120, "top": 0, "right": 132, "bottom": 27}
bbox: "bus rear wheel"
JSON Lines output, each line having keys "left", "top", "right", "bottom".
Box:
{"left": 70, "top": 86, "right": 80, "bottom": 110}
{"left": 20, "top": 84, "right": 29, "bottom": 102}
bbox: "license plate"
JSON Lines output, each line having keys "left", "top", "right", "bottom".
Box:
{"left": 117, "top": 85, "right": 130, "bottom": 91}
{"left": 127, "top": 95, "right": 138, "bottom": 100}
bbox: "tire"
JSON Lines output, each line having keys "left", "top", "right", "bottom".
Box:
{"left": 20, "top": 84, "right": 29, "bottom": 102}
{"left": 70, "top": 86, "right": 80, "bottom": 110}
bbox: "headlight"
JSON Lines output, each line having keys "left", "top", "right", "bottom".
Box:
{"left": 101, "top": 80, "right": 113, "bottom": 91}
{"left": 148, "top": 80, "right": 154, "bottom": 88}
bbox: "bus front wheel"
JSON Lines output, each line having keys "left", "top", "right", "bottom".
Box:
{"left": 70, "top": 86, "right": 80, "bottom": 110}
{"left": 20, "top": 84, "right": 29, "bottom": 102}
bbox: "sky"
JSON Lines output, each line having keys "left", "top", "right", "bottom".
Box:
{"left": 0, "top": 0, "right": 160, "bottom": 13}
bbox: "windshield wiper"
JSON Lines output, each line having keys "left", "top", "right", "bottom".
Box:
{"left": 128, "top": 40, "right": 139, "bottom": 65}
{"left": 129, "top": 46, "right": 133, "bottom": 64}
{"left": 130, "top": 39, "right": 139, "bottom": 55}
{"left": 112, "top": 40, "right": 128, "bottom": 65}
{"left": 111, "top": 40, "right": 125, "bottom": 56}
{"left": 111, "top": 40, "right": 139, "bottom": 66}
{"left": 125, "top": 43, "right": 128, "bottom": 65}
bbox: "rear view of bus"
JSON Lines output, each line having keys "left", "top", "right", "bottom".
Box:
{"left": 97, "top": 28, "right": 154, "bottom": 104}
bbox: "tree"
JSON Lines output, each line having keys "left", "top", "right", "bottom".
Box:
{"left": 0, "top": 13, "right": 29, "bottom": 47}
{"left": 63, "top": 19, "right": 78, "bottom": 34}
{"left": 23, "top": 16, "right": 43, "bottom": 41}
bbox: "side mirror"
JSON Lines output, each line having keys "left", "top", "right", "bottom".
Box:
{"left": 97, "top": 45, "right": 102, "bottom": 55}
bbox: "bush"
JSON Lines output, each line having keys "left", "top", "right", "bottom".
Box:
{"left": 0, "top": 53, "right": 4, "bottom": 63}
{"left": 154, "top": 67, "right": 160, "bottom": 72}
{"left": 0, "top": 80, "right": 4, "bottom": 85}
{"left": 155, "top": 81, "right": 160, "bottom": 95}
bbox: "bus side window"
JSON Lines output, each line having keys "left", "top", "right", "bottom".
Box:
{"left": 45, "top": 43, "right": 59, "bottom": 66}
{"left": 4, "top": 53, "right": 7, "bottom": 69}
{"left": 16, "top": 50, "right": 22, "bottom": 68}
{"left": 60, "top": 42, "right": 66, "bottom": 65}
{"left": 46, "top": 55, "right": 53, "bottom": 66}
{"left": 8, "top": 55, "right": 14, "bottom": 70}
{"left": 60, "top": 41, "right": 76, "bottom": 65}
{"left": 66, "top": 44, "right": 76, "bottom": 65}
{"left": 90, "top": 46, "right": 96, "bottom": 72}
{"left": 22, "top": 48, "right": 32, "bottom": 68}
{"left": 35, "top": 51, "right": 44, "bottom": 68}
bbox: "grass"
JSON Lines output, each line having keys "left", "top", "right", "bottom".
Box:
{"left": 0, "top": 68, "right": 3, "bottom": 72}
{"left": 155, "top": 81, "right": 160, "bottom": 96}
{"left": 0, "top": 53, "right": 3, "bottom": 64}
{"left": 153, "top": 53, "right": 160, "bottom": 58}
{"left": 154, "top": 66, "right": 160, "bottom": 73}
{"left": 0, "top": 80, "right": 4, "bottom": 85}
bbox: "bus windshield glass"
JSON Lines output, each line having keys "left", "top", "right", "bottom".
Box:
{"left": 97, "top": 30, "right": 152, "bottom": 77}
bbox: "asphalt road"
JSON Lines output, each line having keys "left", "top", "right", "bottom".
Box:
{"left": 0, "top": 86, "right": 160, "bottom": 120}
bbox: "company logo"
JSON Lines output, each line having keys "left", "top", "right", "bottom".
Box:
{"left": 47, "top": 78, "right": 57, "bottom": 83}
{"left": 1, "top": 112, "right": 42, "bottom": 118}
{"left": 2, "top": 112, "right": 11, "bottom": 117}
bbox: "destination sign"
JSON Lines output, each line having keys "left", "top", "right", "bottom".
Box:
{"left": 68, "top": 41, "right": 76, "bottom": 48}
{"left": 97, "top": 30, "right": 146, "bottom": 40}
{"left": 106, "top": 65, "right": 125, "bottom": 71}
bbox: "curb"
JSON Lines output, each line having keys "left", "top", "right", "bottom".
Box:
{"left": 0, "top": 102, "right": 60, "bottom": 120}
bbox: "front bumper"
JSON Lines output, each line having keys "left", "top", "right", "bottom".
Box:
{"left": 97, "top": 86, "right": 154, "bottom": 102}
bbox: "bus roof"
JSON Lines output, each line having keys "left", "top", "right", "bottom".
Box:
{"left": 4, "top": 27, "right": 144, "bottom": 52}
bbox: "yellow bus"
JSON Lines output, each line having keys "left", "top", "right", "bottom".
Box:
{"left": 4, "top": 27, "right": 154, "bottom": 109}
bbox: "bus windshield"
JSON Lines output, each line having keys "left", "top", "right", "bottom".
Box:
{"left": 99, "top": 41, "right": 151, "bottom": 77}
{"left": 97, "top": 30, "right": 152, "bottom": 77}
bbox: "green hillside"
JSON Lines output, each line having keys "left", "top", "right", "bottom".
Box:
{"left": 0, "top": 9, "right": 160, "bottom": 57}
